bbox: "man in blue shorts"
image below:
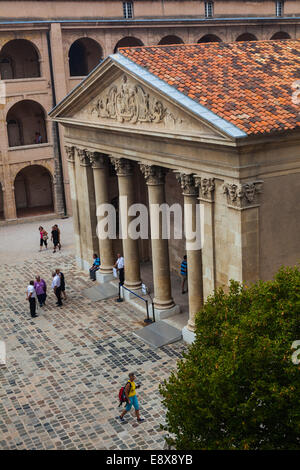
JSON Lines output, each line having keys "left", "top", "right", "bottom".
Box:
{"left": 118, "top": 373, "right": 145, "bottom": 423}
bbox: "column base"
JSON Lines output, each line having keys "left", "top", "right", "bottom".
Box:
{"left": 82, "top": 259, "right": 91, "bottom": 272}
{"left": 153, "top": 304, "right": 180, "bottom": 321}
{"left": 75, "top": 256, "right": 84, "bottom": 269}
{"left": 124, "top": 282, "right": 142, "bottom": 291}
{"left": 182, "top": 325, "right": 196, "bottom": 344}
{"left": 96, "top": 271, "right": 114, "bottom": 283}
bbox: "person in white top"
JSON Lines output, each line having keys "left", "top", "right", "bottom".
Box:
{"left": 114, "top": 253, "right": 125, "bottom": 285}
{"left": 52, "top": 271, "right": 62, "bottom": 307}
{"left": 26, "top": 281, "right": 37, "bottom": 318}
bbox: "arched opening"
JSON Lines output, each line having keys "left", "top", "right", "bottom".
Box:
{"left": 198, "top": 34, "right": 222, "bottom": 43}
{"left": 236, "top": 33, "right": 258, "bottom": 42}
{"left": 14, "top": 165, "right": 54, "bottom": 218}
{"left": 7, "top": 100, "right": 47, "bottom": 147}
{"left": 0, "top": 182, "right": 4, "bottom": 220}
{"left": 270, "top": 31, "right": 291, "bottom": 40}
{"left": 69, "top": 38, "right": 103, "bottom": 77}
{"left": 0, "top": 39, "right": 40, "bottom": 79}
{"left": 158, "top": 35, "right": 184, "bottom": 45}
{"left": 114, "top": 37, "right": 144, "bottom": 53}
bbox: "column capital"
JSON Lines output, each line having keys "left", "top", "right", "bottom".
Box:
{"left": 176, "top": 173, "right": 198, "bottom": 197}
{"left": 195, "top": 177, "right": 215, "bottom": 202}
{"left": 140, "top": 164, "right": 167, "bottom": 185}
{"left": 223, "top": 180, "right": 263, "bottom": 210}
{"left": 65, "top": 145, "right": 75, "bottom": 163}
{"left": 111, "top": 157, "right": 134, "bottom": 176}
{"left": 87, "top": 151, "right": 108, "bottom": 169}
{"left": 76, "top": 148, "right": 91, "bottom": 167}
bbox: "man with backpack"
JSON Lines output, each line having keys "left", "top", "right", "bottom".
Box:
{"left": 118, "top": 372, "right": 145, "bottom": 423}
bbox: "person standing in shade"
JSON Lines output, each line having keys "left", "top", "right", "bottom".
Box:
{"left": 35, "top": 132, "right": 42, "bottom": 144}
{"left": 180, "top": 255, "right": 188, "bottom": 294}
{"left": 26, "top": 281, "right": 38, "bottom": 318}
{"left": 51, "top": 225, "right": 59, "bottom": 253}
{"left": 51, "top": 271, "right": 62, "bottom": 307}
{"left": 89, "top": 253, "right": 100, "bottom": 281}
{"left": 118, "top": 373, "right": 144, "bottom": 423}
{"left": 34, "top": 275, "right": 47, "bottom": 307}
{"left": 114, "top": 253, "right": 124, "bottom": 286}
{"left": 39, "top": 226, "right": 48, "bottom": 251}
{"left": 54, "top": 224, "right": 61, "bottom": 251}
{"left": 56, "top": 268, "right": 67, "bottom": 300}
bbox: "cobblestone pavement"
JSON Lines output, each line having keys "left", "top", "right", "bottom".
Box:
{"left": 0, "top": 253, "right": 186, "bottom": 450}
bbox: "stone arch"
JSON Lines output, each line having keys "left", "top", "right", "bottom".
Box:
{"left": 0, "top": 181, "right": 4, "bottom": 219}
{"left": 0, "top": 39, "right": 40, "bottom": 79}
{"left": 236, "top": 33, "right": 258, "bottom": 42}
{"left": 198, "top": 34, "right": 222, "bottom": 43}
{"left": 158, "top": 35, "right": 184, "bottom": 45}
{"left": 270, "top": 31, "right": 291, "bottom": 40}
{"left": 14, "top": 164, "right": 54, "bottom": 218}
{"left": 6, "top": 100, "right": 47, "bottom": 147}
{"left": 69, "top": 37, "right": 103, "bottom": 77}
{"left": 114, "top": 37, "right": 144, "bottom": 53}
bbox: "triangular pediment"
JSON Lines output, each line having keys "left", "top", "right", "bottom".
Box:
{"left": 50, "top": 59, "right": 234, "bottom": 143}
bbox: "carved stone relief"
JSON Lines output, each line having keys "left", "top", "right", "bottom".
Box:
{"left": 195, "top": 177, "right": 215, "bottom": 202}
{"left": 90, "top": 75, "right": 183, "bottom": 127}
{"left": 223, "top": 181, "right": 263, "bottom": 209}
{"left": 176, "top": 173, "right": 198, "bottom": 196}
{"left": 140, "top": 164, "right": 167, "bottom": 185}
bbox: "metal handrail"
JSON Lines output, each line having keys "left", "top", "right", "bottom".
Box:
{"left": 120, "top": 284, "right": 155, "bottom": 323}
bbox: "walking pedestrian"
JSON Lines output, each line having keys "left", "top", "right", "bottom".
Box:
{"left": 51, "top": 225, "right": 59, "bottom": 253}
{"left": 89, "top": 253, "right": 100, "bottom": 281}
{"left": 39, "top": 226, "right": 48, "bottom": 251}
{"left": 26, "top": 281, "right": 38, "bottom": 318}
{"left": 54, "top": 224, "right": 61, "bottom": 251}
{"left": 51, "top": 271, "right": 62, "bottom": 307}
{"left": 34, "top": 276, "right": 47, "bottom": 307}
{"left": 56, "top": 268, "right": 67, "bottom": 300}
{"left": 180, "top": 255, "right": 188, "bottom": 294}
{"left": 118, "top": 373, "right": 144, "bottom": 423}
{"left": 114, "top": 253, "right": 124, "bottom": 286}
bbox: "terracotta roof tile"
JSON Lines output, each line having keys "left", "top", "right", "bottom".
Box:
{"left": 119, "top": 41, "right": 300, "bottom": 136}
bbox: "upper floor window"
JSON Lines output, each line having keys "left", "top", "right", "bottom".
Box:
{"left": 205, "top": 2, "right": 214, "bottom": 18}
{"left": 276, "top": 1, "right": 284, "bottom": 17}
{"left": 123, "top": 2, "right": 133, "bottom": 19}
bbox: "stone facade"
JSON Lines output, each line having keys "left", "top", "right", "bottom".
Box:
{"left": 50, "top": 49, "right": 300, "bottom": 343}
{"left": 0, "top": 1, "right": 300, "bottom": 222}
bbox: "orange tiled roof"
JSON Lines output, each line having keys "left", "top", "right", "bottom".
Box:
{"left": 119, "top": 40, "right": 300, "bottom": 136}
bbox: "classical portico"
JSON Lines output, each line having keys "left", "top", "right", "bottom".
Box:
{"left": 50, "top": 41, "right": 300, "bottom": 343}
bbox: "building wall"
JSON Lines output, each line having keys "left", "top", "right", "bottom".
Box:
{"left": 0, "top": 0, "right": 300, "bottom": 222}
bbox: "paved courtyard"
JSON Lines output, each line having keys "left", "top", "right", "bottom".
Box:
{"left": 0, "top": 217, "right": 186, "bottom": 450}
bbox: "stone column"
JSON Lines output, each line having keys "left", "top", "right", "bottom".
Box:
{"left": 65, "top": 145, "right": 82, "bottom": 266}
{"left": 196, "top": 177, "right": 216, "bottom": 300}
{"left": 89, "top": 152, "right": 115, "bottom": 282}
{"left": 50, "top": 23, "right": 72, "bottom": 216}
{"left": 140, "top": 164, "right": 179, "bottom": 318}
{"left": 77, "top": 148, "right": 99, "bottom": 270}
{"left": 178, "top": 174, "right": 203, "bottom": 342}
{"left": 111, "top": 157, "right": 141, "bottom": 290}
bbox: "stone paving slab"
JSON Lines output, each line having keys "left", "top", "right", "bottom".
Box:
{"left": 0, "top": 253, "right": 186, "bottom": 450}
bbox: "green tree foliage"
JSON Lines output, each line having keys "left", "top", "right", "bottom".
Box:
{"left": 160, "top": 266, "right": 300, "bottom": 450}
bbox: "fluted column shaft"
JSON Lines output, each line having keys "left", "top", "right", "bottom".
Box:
{"left": 112, "top": 158, "right": 141, "bottom": 290}
{"left": 141, "top": 165, "right": 174, "bottom": 310}
{"left": 179, "top": 174, "right": 204, "bottom": 332}
{"left": 89, "top": 152, "right": 114, "bottom": 274}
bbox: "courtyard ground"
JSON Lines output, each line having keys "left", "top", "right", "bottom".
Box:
{"left": 0, "top": 217, "right": 186, "bottom": 450}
